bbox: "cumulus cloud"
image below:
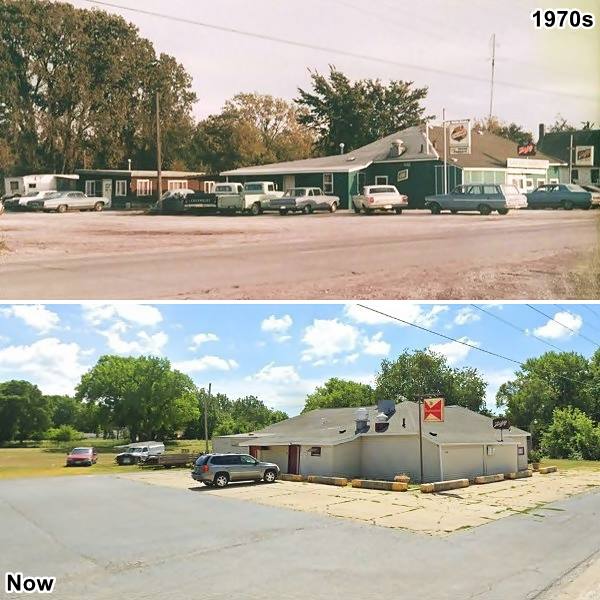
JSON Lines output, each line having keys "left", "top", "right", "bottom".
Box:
{"left": 261, "top": 314, "right": 293, "bottom": 342}
{"left": 0, "top": 337, "right": 90, "bottom": 395}
{"left": 428, "top": 337, "right": 480, "bottom": 365}
{"left": 362, "top": 332, "right": 391, "bottom": 356}
{"left": 453, "top": 307, "right": 481, "bottom": 326}
{"left": 247, "top": 363, "right": 300, "bottom": 384}
{"left": 83, "top": 304, "right": 163, "bottom": 327}
{"left": 345, "top": 303, "right": 448, "bottom": 327}
{"left": 98, "top": 322, "right": 168, "bottom": 355}
{"left": 174, "top": 356, "right": 238, "bottom": 373}
{"left": 532, "top": 311, "right": 583, "bottom": 340}
{"left": 301, "top": 319, "right": 359, "bottom": 362}
{"left": 0, "top": 305, "right": 60, "bottom": 334}
{"left": 189, "top": 333, "right": 219, "bottom": 350}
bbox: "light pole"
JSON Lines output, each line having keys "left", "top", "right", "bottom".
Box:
{"left": 155, "top": 92, "right": 163, "bottom": 206}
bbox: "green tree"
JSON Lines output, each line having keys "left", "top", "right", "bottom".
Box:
{"left": 302, "top": 378, "right": 375, "bottom": 413}
{"left": 496, "top": 352, "right": 593, "bottom": 445}
{"left": 295, "top": 66, "right": 431, "bottom": 155}
{"left": 0, "top": 0, "right": 196, "bottom": 174}
{"left": 474, "top": 117, "right": 532, "bottom": 146}
{"left": 45, "top": 395, "right": 82, "bottom": 428}
{"left": 541, "top": 406, "right": 600, "bottom": 460}
{"left": 375, "top": 350, "right": 487, "bottom": 413}
{"left": 0, "top": 380, "right": 52, "bottom": 443}
{"left": 46, "top": 424, "right": 83, "bottom": 443}
{"left": 193, "top": 93, "right": 314, "bottom": 173}
{"left": 77, "top": 355, "right": 199, "bottom": 441}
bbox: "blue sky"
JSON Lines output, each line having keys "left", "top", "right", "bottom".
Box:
{"left": 0, "top": 302, "right": 598, "bottom": 416}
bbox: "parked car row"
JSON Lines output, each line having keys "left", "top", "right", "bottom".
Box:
{"left": 3, "top": 190, "right": 111, "bottom": 213}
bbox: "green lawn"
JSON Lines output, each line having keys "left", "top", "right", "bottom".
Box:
{"left": 541, "top": 458, "right": 600, "bottom": 471}
{"left": 0, "top": 439, "right": 212, "bottom": 480}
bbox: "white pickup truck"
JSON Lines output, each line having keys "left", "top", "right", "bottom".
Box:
{"left": 352, "top": 185, "right": 409, "bottom": 215}
{"left": 215, "top": 181, "right": 284, "bottom": 215}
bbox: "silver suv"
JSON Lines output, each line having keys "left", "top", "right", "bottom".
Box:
{"left": 192, "top": 453, "right": 280, "bottom": 487}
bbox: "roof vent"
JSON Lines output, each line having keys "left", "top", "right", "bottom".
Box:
{"left": 389, "top": 139, "right": 406, "bottom": 158}
{"left": 354, "top": 407, "right": 370, "bottom": 434}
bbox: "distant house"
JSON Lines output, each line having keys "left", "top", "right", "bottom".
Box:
{"left": 221, "top": 125, "right": 564, "bottom": 209}
{"left": 75, "top": 169, "right": 213, "bottom": 207}
{"left": 213, "top": 400, "right": 530, "bottom": 483}
{"left": 537, "top": 124, "right": 600, "bottom": 186}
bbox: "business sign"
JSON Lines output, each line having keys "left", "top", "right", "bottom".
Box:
{"left": 517, "top": 142, "right": 536, "bottom": 156}
{"left": 447, "top": 120, "right": 471, "bottom": 155}
{"left": 575, "top": 146, "right": 594, "bottom": 166}
{"left": 423, "top": 397, "right": 445, "bottom": 422}
{"left": 492, "top": 417, "right": 511, "bottom": 430}
{"left": 397, "top": 169, "right": 409, "bottom": 182}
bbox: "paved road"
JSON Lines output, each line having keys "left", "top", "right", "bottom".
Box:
{"left": 0, "top": 210, "right": 597, "bottom": 299}
{"left": 1, "top": 476, "right": 599, "bottom": 599}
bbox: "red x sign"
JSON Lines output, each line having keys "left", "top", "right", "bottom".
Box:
{"left": 423, "top": 398, "right": 444, "bottom": 422}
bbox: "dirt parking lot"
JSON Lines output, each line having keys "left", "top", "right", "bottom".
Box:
{"left": 0, "top": 209, "right": 597, "bottom": 299}
{"left": 121, "top": 468, "right": 600, "bottom": 536}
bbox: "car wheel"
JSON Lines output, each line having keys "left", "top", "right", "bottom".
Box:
{"left": 562, "top": 199, "right": 573, "bottom": 210}
{"left": 450, "top": 209, "right": 458, "bottom": 215}
{"left": 429, "top": 203, "right": 441, "bottom": 215}
{"left": 279, "top": 208, "right": 288, "bottom": 215}
{"left": 93, "top": 201, "right": 104, "bottom": 212}
{"left": 365, "top": 208, "right": 374, "bottom": 215}
{"left": 329, "top": 202, "right": 338, "bottom": 213}
{"left": 214, "top": 473, "right": 229, "bottom": 488}
{"left": 264, "top": 469, "right": 277, "bottom": 483}
{"left": 394, "top": 207, "right": 403, "bottom": 215}
{"left": 57, "top": 204, "right": 67, "bottom": 214}
{"left": 250, "top": 202, "right": 261, "bottom": 216}
{"left": 478, "top": 204, "right": 492, "bottom": 216}
{"left": 302, "top": 204, "right": 312, "bottom": 215}
{"left": 353, "top": 205, "right": 361, "bottom": 214}
{"left": 497, "top": 208, "right": 509, "bottom": 215}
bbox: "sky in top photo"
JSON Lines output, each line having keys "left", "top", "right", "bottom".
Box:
{"left": 0, "top": 302, "right": 598, "bottom": 416}
{"left": 62, "top": 0, "right": 600, "bottom": 133}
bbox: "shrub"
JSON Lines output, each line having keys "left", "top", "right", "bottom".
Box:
{"left": 46, "top": 425, "right": 83, "bottom": 442}
{"left": 541, "top": 406, "right": 600, "bottom": 460}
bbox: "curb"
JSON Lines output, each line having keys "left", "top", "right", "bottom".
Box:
{"left": 306, "top": 475, "right": 348, "bottom": 486}
{"left": 505, "top": 470, "right": 533, "bottom": 479}
{"left": 351, "top": 479, "right": 408, "bottom": 492}
{"left": 539, "top": 466, "right": 558, "bottom": 474}
{"left": 474, "top": 473, "right": 505, "bottom": 485}
{"left": 420, "top": 478, "right": 469, "bottom": 493}
{"left": 280, "top": 474, "right": 306, "bottom": 482}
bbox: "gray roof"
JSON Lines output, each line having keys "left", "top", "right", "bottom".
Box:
{"left": 217, "top": 401, "right": 530, "bottom": 447}
{"left": 75, "top": 169, "right": 205, "bottom": 178}
{"left": 220, "top": 126, "right": 437, "bottom": 176}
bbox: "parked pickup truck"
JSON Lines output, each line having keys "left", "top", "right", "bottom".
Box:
{"left": 270, "top": 187, "right": 340, "bottom": 214}
{"left": 352, "top": 185, "right": 408, "bottom": 214}
{"left": 161, "top": 189, "right": 218, "bottom": 213}
{"left": 216, "top": 181, "right": 284, "bottom": 215}
{"left": 141, "top": 451, "right": 200, "bottom": 468}
{"left": 115, "top": 441, "right": 165, "bottom": 465}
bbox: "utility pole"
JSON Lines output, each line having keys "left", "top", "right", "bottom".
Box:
{"left": 155, "top": 91, "right": 163, "bottom": 207}
{"left": 488, "top": 33, "right": 496, "bottom": 124}
{"left": 568, "top": 134, "right": 574, "bottom": 183}
{"left": 442, "top": 108, "right": 448, "bottom": 195}
{"left": 418, "top": 396, "right": 424, "bottom": 484}
{"left": 204, "top": 383, "right": 211, "bottom": 454}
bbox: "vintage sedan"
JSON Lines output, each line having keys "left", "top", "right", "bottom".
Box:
{"left": 526, "top": 183, "right": 593, "bottom": 210}
{"left": 270, "top": 187, "right": 340, "bottom": 214}
{"left": 5, "top": 190, "right": 58, "bottom": 211}
{"left": 581, "top": 184, "right": 600, "bottom": 208}
{"left": 27, "top": 191, "right": 111, "bottom": 213}
{"left": 352, "top": 185, "right": 408, "bottom": 214}
{"left": 66, "top": 447, "right": 98, "bottom": 467}
{"left": 425, "top": 184, "right": 527, "bottom": 215}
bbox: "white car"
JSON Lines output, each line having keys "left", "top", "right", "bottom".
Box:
{"left": 28, "top": 191, "right": 111, "bottom": 213}
{"left": 352, "top": 185, "right": 409, "bottom": 214}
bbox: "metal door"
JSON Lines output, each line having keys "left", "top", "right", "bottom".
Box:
{"left": 287, "top": 445, "right": 300, "bottom": 474}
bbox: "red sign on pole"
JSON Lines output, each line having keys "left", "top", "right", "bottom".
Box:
{"left": 423, "top": 398, "right": 444, "bottom": 422}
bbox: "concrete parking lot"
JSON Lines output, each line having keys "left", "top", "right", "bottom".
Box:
{"left": 1, "top": 474, "right": 599, "bottom": 600}
{"left": 0, "top": 210, "right": 597, "bottom": 299}
{"left": 122, "top": 468, "right": 600, "bottom": 535}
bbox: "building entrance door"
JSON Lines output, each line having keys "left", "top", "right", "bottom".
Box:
{"left": 287, "top": 445, "right": 300, "bottom": 474}
{"left": 102, "top": 179, "right": 113, "bottom": 199}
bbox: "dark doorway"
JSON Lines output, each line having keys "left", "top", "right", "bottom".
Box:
{"left": 287, "top": 445, "right": 300, "bottom": 474}
{"left": 249, "top": 446, "right": 259, "bottom": 459}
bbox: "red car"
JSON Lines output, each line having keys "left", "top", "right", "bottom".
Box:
{"left": 66, "top": 447, "right": 98, "bottom": 467}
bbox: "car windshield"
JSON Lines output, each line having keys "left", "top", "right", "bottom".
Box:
{"left": 244, "top": 184, "right": 263, "bottom": 193}
{"left": 284, "top": 188, "right": 307, "bottom": 196}
{"left": 129, "top": 447, "right": 143, "bottom": 453}
{"left": 71, "top": 448, "right": 90, "bottom": 455}
{"left": 44, "top": 192, "right": 61, "bottom": 199}
{"left": 215, "top": 185, "right": 234, "bottom": 192}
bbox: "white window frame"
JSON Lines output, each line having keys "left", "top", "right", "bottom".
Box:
{"left": 115, "top": 180, "right": 128, "bottom": 197}
{"left": 536, "top": 178, "right": 546, "bottom": 188}
{"left": 85, "top": 180, "right": 98, "bottom": 197}
{"left": 167, "top": 180, "right": 187, "bottom": 191}
{"left": 137, "top": 179, "right": 152, "bottom": 197}
{"left": 375, "top": 175, "right": 388, "bottom": 185}
{"left": 203, "top": 180, "right": 216, "bottom": 193}
{"left": 549, "top": 178, "right": 559, "bottom": 184}
{"left": 323, "top": 173, "right": 334, "bottom": 194}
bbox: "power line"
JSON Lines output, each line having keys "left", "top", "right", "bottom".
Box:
{"left": 82, "top": 0, "right": 596, "bottom": 102}
{"left": 555, "top": 304, "right": 600, "bottom": 338}
{"left": 526, "top": 305, "right": 600, "bottom": 349}
{"left": 470, "top": 304, "right": 565, "bottom": 353}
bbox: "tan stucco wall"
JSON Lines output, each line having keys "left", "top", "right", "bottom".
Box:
{"left": 441, "top": 444, "right": 485, "bottom": 481}
{"left": 299, "top": 445, "right": 334, "bottom": 476}
{"left": 329, "top": 439, "right": 361, "bottom": 477}
{"left": 484, "top": 443, "right": 518, "bottom": 475}
{"left": 259, "top": 446, "right": 289, "bottom": 473}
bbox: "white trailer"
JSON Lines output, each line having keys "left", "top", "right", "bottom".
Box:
{"left": 3, "top": 174, "right": 79, "bottom": 198}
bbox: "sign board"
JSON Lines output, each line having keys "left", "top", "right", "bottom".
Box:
{"left": 397, "top": 169, "right": 409, "bottom": 182}
{"left": 447, "top": 120, "right": 471, "bottom": 155}
{"left": 506, "top": 158, "right": 549, "bottom": 170}
{"left": 423, "top": 398, "right": 444, "bottom": 422}
{"left": 517, "top": 143, "right": 536, "bottom": 156}
{"left": 492, "top": 417, "right": 511, "bottom": 430}
{"left": 575, "top": 146, "right": 594, "bottom": 166}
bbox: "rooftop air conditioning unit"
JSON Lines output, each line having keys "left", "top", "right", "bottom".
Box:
{"left": 354, "top": 407, "right": 369, "bottom": 434}
{"left": 390, "top": 139, "right": 406, "bottom": 158}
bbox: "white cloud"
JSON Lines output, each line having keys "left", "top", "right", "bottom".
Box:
{"left": 99, "top": 322, "right": 168, "bottom": 355}
{"left": 345, "top": 353, "right": 360, "bottom": 364}
{"left": 301, "top": 319, "right": 359, "bottom": 362}
{"left": 83, "top": 304, "right": 163, "bottom": 327}
{"left": 532, "top": 311, "right": 582, "bottom": 340}
{"left": 0, "top": 305, "right": 60, "bottom": 334}
{"left": 345, "top": 303, "right": 448, "bottom": 328}
{"left": 362, "top": 332, "right": 391, "bottom": 356}
{"left": 428, "top": 337, "right": 480, "bottom": 365}
{"left": 454, "top": 307, "right": 481, "bottom": 326}
{"left": 0, "top": 337, "right": 90, "bottom": 395}
{"left": 247, "top": 362, "right": 300, "bottom": 384}
{"left": 261, "top": 314, "right": 293, "bottom": 342}
{"left": 174, "top": 355, "right": 238, "bottom": 373}
{"left": 189, "top": 332, "right": 219, "bottom": 350}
